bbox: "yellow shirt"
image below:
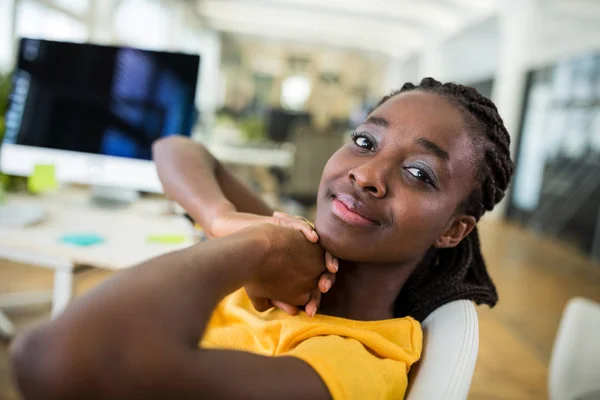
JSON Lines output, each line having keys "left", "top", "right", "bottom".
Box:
{"left": 201, "top": 289, "right": 423, "bottom": 399}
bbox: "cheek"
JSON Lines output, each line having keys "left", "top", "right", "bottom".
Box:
{"left": 317, "top": 194, "right": 454, "bottom": 264}
{"left": 353, "top": 197, "right": 451, "bottom": 263}
{"left": 317, "top": 149, "right": 348, "bottom": 196}
{"left": 387, "top": 195, "right": 451, "bottom": 246}
{"left": 321, "top": 148, "right": 347, "bottom": 177}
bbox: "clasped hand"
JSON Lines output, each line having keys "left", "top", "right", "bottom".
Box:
{"left": 209, "top": 210, "right": 338, "bottom": 317}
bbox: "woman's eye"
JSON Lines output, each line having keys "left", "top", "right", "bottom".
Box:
{"left": 352, "top": 134, "right": 375, "bottom": 151}
{"left": 406, "top": 167, "right": 433, "bottom": 185}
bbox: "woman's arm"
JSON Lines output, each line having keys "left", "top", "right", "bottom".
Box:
{"left": 153, "top": 136, "right": 333, "bottom": 316}
{"left": 10, "top": 225, "right": 330, "bottom": 400}
{"left": 153, "top": 135, "right": 275, "bottom": 236}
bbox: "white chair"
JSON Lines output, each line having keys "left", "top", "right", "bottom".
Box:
{"left": 406, "top": 300, "right": 479, "bottom": 400}
{"left": 549, "top": 297, "right": 600, "bottom": 400}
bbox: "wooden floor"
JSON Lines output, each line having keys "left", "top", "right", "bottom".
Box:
{"left": 1, "top": 219, "right": 599, "bottom": 400}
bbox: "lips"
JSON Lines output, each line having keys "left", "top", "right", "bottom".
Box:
{"left": 331, "top": 193, "right": 379, "bottom": 226}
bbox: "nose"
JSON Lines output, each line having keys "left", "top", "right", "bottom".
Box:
{"left": 348, "top": 162, "right": 387, "bottom": 198}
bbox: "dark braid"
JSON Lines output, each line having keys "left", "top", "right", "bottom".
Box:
{"left": 379, "top": 78, "right": 515, "bottom": 322}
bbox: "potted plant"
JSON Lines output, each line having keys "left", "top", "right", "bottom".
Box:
{"left": 0, "top": 71, "right": 13, "bottom": 199}
{"left": 0, "top": 71, "right": 11, "bottom": 142}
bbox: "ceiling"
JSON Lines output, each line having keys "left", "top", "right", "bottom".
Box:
{"left": 196, "top": 0, "right": 499, "bottom": 57}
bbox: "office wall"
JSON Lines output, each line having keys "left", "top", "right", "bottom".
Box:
{"left": 529, "top": 2, "right": 600, "bottom": 69}
{"left": 439, "top": 17, "right": 499, "bottom": 84}
{"left": 433, "top": 3, "right": 600, "bottom": 84}
{"left": 383, "top": 17, "right": 499, "bottom": 91}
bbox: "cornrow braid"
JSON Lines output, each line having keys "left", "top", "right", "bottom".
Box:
{"left": 380, "top": 77, "right": 515, "bottom": 321}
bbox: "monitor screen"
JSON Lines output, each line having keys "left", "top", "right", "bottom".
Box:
{"left": 3, "top": 38, "right": 200, "bottom": 161}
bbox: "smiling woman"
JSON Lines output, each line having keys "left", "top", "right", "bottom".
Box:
{"left": 10, "top": 78, "right": 514, "bottom": 400}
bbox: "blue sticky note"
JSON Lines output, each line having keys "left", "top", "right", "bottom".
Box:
{"left": 60, "top": 234, "right": 105, "bottom": 247}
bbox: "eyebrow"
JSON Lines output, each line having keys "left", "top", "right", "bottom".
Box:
{"left": 364, "top": 116, "right": 390, "bottom": 128}
{"left": 415, "top": 138, "right": 450, "bottom": 161}
{"left": 363, "top": 117, "right": 451, "bottom": 162}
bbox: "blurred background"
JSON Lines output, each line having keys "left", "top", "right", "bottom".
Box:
{"left": 0, "top": 0, "right": 599, "bottom": 399}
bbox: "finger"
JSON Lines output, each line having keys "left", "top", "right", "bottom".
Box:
{"left": 318, "top": 272, "right": 335, "bottom": 293}
{"left": 250, "top": 297, "right": 272, "bottom": 312}
{"left": 294, "top": 221, "right": 318, "bottom": 243}
{"left": 274, "top": 215, "right": 318, "bottom": 243}
{"left": 305, "top": 289, "right": 321, "bottom": 318}
{"left": 276, "top": 218, "right": 319, "bottom": 243}
{"left": 271, "top": 212, "right": 288, "bottom": 226}
{"left": 278, "top": 215, "right": 318, "bottom": 243}
{"left": 271, "top": 300, "right": 299, "bottom": 316}
{"left": 325, "top": 252, "right": 339, "bottom": 273}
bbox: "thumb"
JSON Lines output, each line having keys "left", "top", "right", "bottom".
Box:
{"left": 271, "top": 300, "right": 299, "bottom": 316}
{"left": 250, "top": 297, "right": 272, "bottom": 312}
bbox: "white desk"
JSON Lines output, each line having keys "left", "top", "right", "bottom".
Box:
{"left": 207, "top": 142, "right": 295, "bottom": 168}
{"left": 0, "top": 188, "right": 195, "bottom": 336}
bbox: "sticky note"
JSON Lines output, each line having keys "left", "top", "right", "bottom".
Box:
{"left": 60, "top": 234, "right": 105, "bottom": 247}
{"left": 147, "top": 234, "right": 187, "bottom": 244}
{"left": 28, "top": 164, "right": 58, "bottom": 194}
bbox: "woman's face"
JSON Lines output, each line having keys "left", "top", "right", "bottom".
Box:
{"left": 315, "top": 91, "right": 480, "bottom": 264}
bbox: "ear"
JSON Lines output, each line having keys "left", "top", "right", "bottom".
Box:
{"left": 434, "top": 215, "right": 477, "bottom": 249}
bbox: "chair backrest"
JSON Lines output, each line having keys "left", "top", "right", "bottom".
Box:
{"left": 406, "top": 300, "right": 479, "bottom": 400}
{"left": 549, "top": 297, "right": 600, "bottom": 400}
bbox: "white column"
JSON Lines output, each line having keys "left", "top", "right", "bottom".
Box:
{"left": 0, "top": 0, "right": 17, "bottom": 73}
{"left": 492, "top": 0, "right": 540, "bottom": 155}
{"left": 487, "top": 0, "right": 540, "bottom": 219}
{"left": 419, "top": 43, "right": 443, "bottom": 81}
{"left": 383, "top": 56, "right": 403, "bottom": 93}
{"left": 383, "top": 55, "right": 422, "bottom": 92}
{"left": 87, "top": 0, "right": 121, "bottom": 44}
{"left": 194, "top": 29, "right": 221, "bottom": 134}
{"left": 165, "top": 0, "right": 187, "bottom": 51}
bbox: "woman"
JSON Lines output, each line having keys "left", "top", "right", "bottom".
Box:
{"left": 10, "top": 78, "right": 514, "bottom": 399}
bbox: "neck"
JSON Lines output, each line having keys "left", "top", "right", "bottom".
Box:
{"left": 318, "top": 259, "right": 418, "bottom": 321}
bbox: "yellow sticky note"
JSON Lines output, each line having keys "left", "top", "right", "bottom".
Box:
{"left": 147, "top": 234, "right": 187, "bottom": 244}
{"left": 28, "top": 164, "right": 58, "bottom": 194}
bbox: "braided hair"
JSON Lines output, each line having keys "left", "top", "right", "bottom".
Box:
{"left": 378, "top": 78, "right": 515, "bottom": 321}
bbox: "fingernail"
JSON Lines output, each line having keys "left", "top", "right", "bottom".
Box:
{"left": 333, "top": 259, "right": 339, "bottom": 272}
{"left": 323, "top": 281, "right": 330, "bottom": 292}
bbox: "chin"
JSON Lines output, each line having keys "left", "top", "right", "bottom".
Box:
{"left": 315, "top": 223, "right": 373, "bottom": 263}
{"left": 314, "top": 202, "right": 362, "bottom": 261}
{"left": 314, "top": 198, "right": 374, "bottom": 262}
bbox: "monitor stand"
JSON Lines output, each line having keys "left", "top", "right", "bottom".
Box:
{"left": 90, "top": 186, "right": 139, "bottom": 208}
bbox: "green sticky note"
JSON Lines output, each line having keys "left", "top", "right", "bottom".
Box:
{"left": 147, "top": 234, "right": 187, "bottom": 244}
{"left": 28, "top": 164, "right": 58, "bottom": 194}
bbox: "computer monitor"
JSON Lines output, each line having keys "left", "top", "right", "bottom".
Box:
{"left": 1, "top": 38, "right": 200, "bottom": 193}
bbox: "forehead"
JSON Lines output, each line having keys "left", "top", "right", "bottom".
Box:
{"left": 373, "top": 91, "right": 466, "bottom": 140}
{"left": 371, "top": 91, "right": 478, "bottom": 161}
